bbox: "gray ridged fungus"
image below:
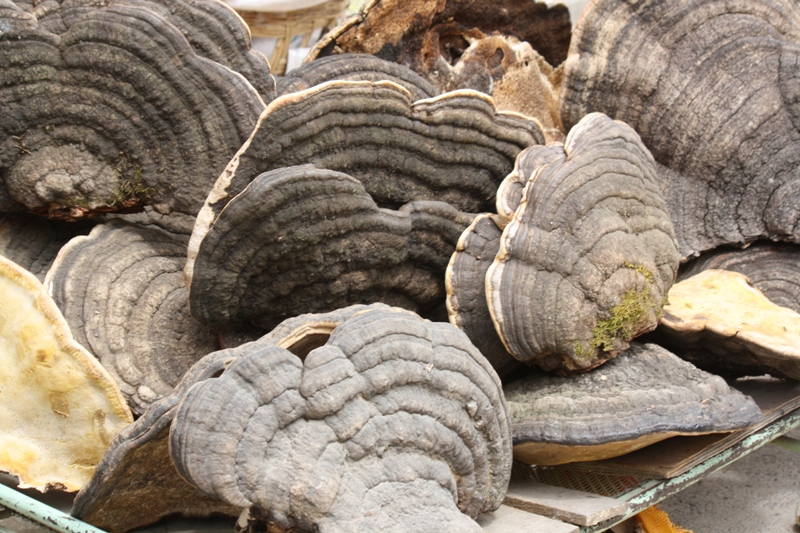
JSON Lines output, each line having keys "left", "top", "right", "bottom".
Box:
{"left": 560, "top": 0, "right": 800, "bottom": 259}
{"left": 170, "top": 305, "right": 511, "bottom": 532}
{"left": 45, "top": 219, "right": 220, "bottom": 414}
{"left": 187, "top": 165, "right": 475, "bottom": 329}
{"left": 506, "top": 342, "right": 763, "bottom": 466}
{"left": 486, "top": 113, "right": 680, "bottom": 373}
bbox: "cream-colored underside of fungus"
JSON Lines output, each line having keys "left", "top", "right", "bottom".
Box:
{"left": 0, "top": 256, "right": 132, "bottom": 491}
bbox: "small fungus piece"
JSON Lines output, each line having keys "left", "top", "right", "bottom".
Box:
{"left": 188, "top": 165, "right": 475, "bottom": 329}
{"left": 506, "top": 342, "right": 763, "bottom": 466}
{"left": 46, "top": 219, "right": 220, "bottom": 414}
{"left": 658, "top": 269, "right": 800, "bottom": 380}
{"left": 0, "top": 255, "right": 132, "bottom": 492}
{"left": 486, "top": 113, "right": 680, "bottom": 373}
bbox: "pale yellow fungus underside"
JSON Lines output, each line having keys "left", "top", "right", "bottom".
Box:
{"left": 0, "top": 256, "right": 132, "bottom": 492}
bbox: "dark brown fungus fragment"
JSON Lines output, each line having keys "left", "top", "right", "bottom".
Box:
{"left": 277, "top": 53, "right": 438, "bottom": 101}
{"left": 486, "top": 113, "right": 680, "bottom": 373}
{"left": 506, "top": 342, "right": 763, "bottom": 466}
{"left": 678, "top": 241, "right": 800, "bottom": 313}
{"left": 560, "top": 0, "right": 800, "bottom": 258}
{"left": 0, "top": 213, "right": 95, "bottom": 280}
{"left": 187, "top": 165, "right": 476, "bottom": 329}
{"left": 169, "top": 306, "right": 511, "bottom": 532}
{"left": 190, "top": 81, "right": 542, "bottom": 254}
{"left": 72, "top": 304, "right": 380, "bottom": 533}
{"left": 0, "top": 0, "right": 264, "bottom": 219}
{"left": 309, "top": 0, "right": 571, "bottom": 76}
{"left": 46, "top": 219, "right": 220, "bottom": 414}
{"left": 446, "top": 213, "right": 525, "bottom": 380}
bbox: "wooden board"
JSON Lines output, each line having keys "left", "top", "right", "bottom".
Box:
{"left": 558, "top": 377, "right": 800, "bottom": 479}
{"left": 478, "top": 504, "right": 580, "bottom": 533}
{"left": 503, "top": 480, "right": 629, "bottom": 526}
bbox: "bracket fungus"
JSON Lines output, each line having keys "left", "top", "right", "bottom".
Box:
{"left": 0, "top": 255, "right": 132, "bottom": 492}
{"left": 188, "top": 165, "right": 475, "bottom": 329}
{"left": 560, "top": 0, "right": 800, "bottom": 258}
{"left": 678, "top": 241, "right": 800, "bottom": 314}
{"left": 170, "top": 305, "right": 511, "bottom": 532}
{"left": 46, "top": 219, "right": 220, "bottom": 414}
{"left": 277, "top": 53, "right": 438, "bottom": 101}
{"left": 505, "top": 342, "right": 763, "bottom": 466}
{"left": 659, "top": 269, "right": 800, "bottom": 380}
{"left": 0, "top": 0, "right": 265, "bottom": 219}
{"left": 486, "top": 113, "right": 680, "bottom": 373}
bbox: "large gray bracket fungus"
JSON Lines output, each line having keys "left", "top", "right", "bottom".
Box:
{"left": 189, "top": 80, "right": 542, "bottom": 263}
{"left": 486, "top": 113, "right": 680, "bottom": 373}
{"left": 678, "top": 241, "right": 800, "bottom": 314}
{"left": 170, "top": 306, "right": 511, "bottom": 532}
{"left": 505, "top": 342, "right": 763, "bottom": 466}
{"left": 276, "top": 53, "right": 438, "bottom": 101}
{"left": 560, "top": 0, "right": 800, "bottom": 259}
{"left": 188, "top": 165, "right": 476, "bottom": 329}
{"left": 13, "top": 0, "right": 276, "bottom": 100}
{"left": 0, "top": 0, "right": 265, "bottom": 219}
{"left": 45, "top": 219, "right": 220, "bottom": 414}
{"left": 72, "top": 304, "right": 377, "bottom": 533}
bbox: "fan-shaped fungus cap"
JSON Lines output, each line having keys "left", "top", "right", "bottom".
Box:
{"left": 678, "top": 241, "right": 800, "bottom": 313}
{"left": 0, "top": 0, "right": 264, "bottom": 219}
{"left": 506, "top": 342, "right": 763, "bottom": 466}
{"left": 46, "top": 219, "right": 220, "bottom": 414}
{"left": 560, "top": 0, "right": 800, "bottom": 258}
{"left": 446, "top": 213, "right": 525, "bottom": 380}
{"left": 309, "top": 0, "right": 571, "bottom": 78}
{"left": 486, "top": 113, "right": 680, "bottom": 373}
{"left": 170, "top": 306, "right": 511, "bottom": 532}
{"left": 0, "top": 255, "right": 132, "bottom": 491}
{"left": 277, "top": 53, "right": 438, "bottom": 101}
{"left": 188, "top": 165, "right": 475, "bottom": 329}
{"left": 659, "top": 269, "right": 800, "bottom": 380}
{"left": 71, "top": 304, "right": 378, "bottom": 532}
{"left": 189, "top": 80, "right": 542, "bottom": 265}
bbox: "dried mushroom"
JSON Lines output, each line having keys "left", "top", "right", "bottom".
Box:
{"left": 72, "top": 305, "right": 376, "bottom": 533}
{"left": 309, "top": 0, "right": 571, "bottom": 82}
{"left": 170, "top": 306, "right": 511, "bottom": 532}
{"left": 0, "top": 255, "right": 132, "bottom": 491}
{"left": 189, "top": 81, "right": 542, "bottom": 285}
{"left": 658, "top": 269, "right": 800, "bottom": 380}
{"left": 0, "top": 213, "right": 95, "bottom": 280}
{"left": 560, "top": 0, "right": 800, "bottom": 258}
{"left": 486, "top": 113, "right": 680, "bottom": 373}
{"left": 277, "top": 53, "right": 438, "bottom": 101}
{"left": 678, "top": 241, "right": 800, "bottom": 313}
{"left": 46, "top": 219, "right": 220, "bottom": 414}
{"left": 446, "top": 213, "right": 525, "bottom": 380}
{"left": 188, "top": 165, "right": 475, "bottom": 329}
{"left": 495, "top": 143, "right": 565, "bottom": 222}
{"left": 0, "top": 0, "right": 264, "bottom": 219}
{"left": 506, "top": 342, "right": 762, "bottom": 466}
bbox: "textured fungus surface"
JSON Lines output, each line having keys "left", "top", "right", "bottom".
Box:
{"left": 189, "top": 81, "right": 541, "bottom": 262}
{"left": 188, "top": 165, "right": 475, "bottom": 329}
{"left": 560, "top": 0, "right": 800, "bottom": 258}
{"left": 486, "top": 113, "right": 680, "bottom": 373}
{"left": 0, "top": 255, "right": 132, "bottom": 492}
{"left": 278, "top": 53, "right": 438, "bottom": 101}
{"left": 46, "top": 219, "right": 220, "bottom": 414}
{"left": 505, "top": 343, "right": 763, "bottom": 466}
{"left": 678, "top": 241, "right": 800, "bottom": 313}
{"left": 446, "top": 213, "right": 524, "bottom": 380}
{"left": 0, "top": 0, "right": 264, "bottom": 219}
{"left": 659, "top": 269, "right": 800, "bottom": 380}
{"left": 309, "top": 0, "right": 572, "bottom": 80}
{"left": 71, "top": 305, "right": 376, "bottom": 532}
{"left": 170, "top": 306, "right": 511, "bottom": 532}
